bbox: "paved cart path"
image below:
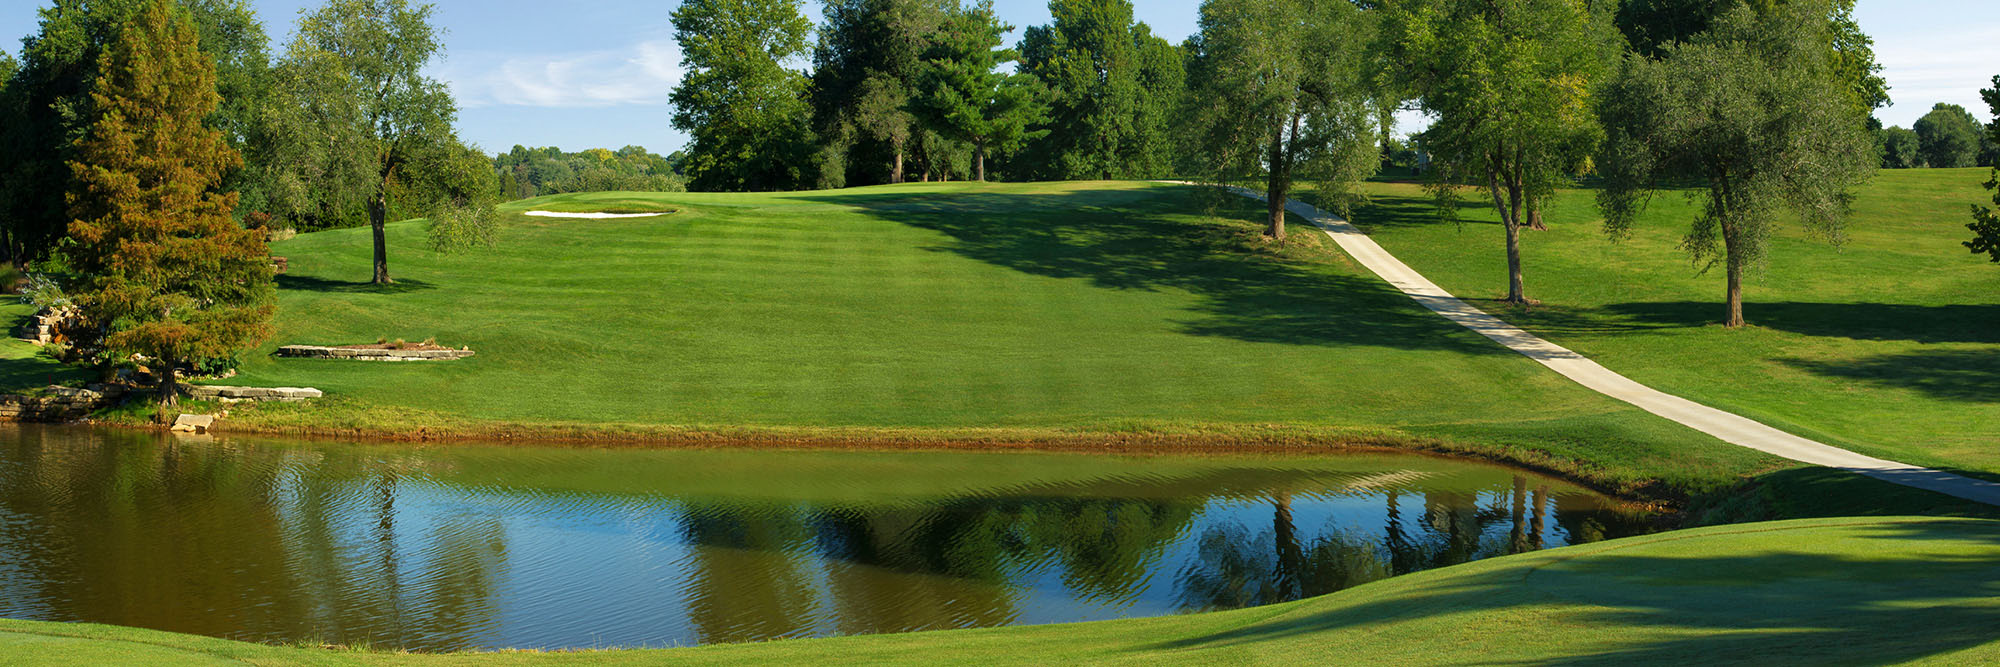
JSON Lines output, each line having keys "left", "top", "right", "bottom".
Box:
{"left": 1193, "top": 184, "right": 2000, "bottom": 506}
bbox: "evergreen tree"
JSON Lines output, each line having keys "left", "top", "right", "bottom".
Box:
{"left": 66, "top": 0, "right": 273, "bottom": 407}
{"left": 812, "top": 0, "right": 953, "bottom": 187}
{"left": 671, "top": 0, "right": 819, "bottom": 192}
{"left": 1016, "top": 0, "right": 1184, "bottom": 181}
{"left": 1970, "top": 76, "right": 2000, "bottom": 263}
{"left": 912, "top": 2, "right": 1050, "bottom": 182}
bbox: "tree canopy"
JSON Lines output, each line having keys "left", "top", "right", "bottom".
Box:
{"left": 1015, "top": 0, "right": 1185, "bottom": 181}
{"left": 1184, "top": 0, "right": 1379, "bottom": 239}
{"left": 1878, "top": 125, "right": 1922, "bottom": 169}
{"left": 810, "top": 0, "right": 953, "bottom": 187}
{"left": 65, "top": 0, "right": 272, "bottom": 405}
{"left": 671, "top": 0, "right": 819, "bottom": 192}
{"left": 1969, "top": 76, "right": 2000, "bottom": 263}
{"left": 1914, "top": 103, "right": 1984, "bottom": 169}
{"left": 911, "top": 1, "right": 1050, "bottom": 183}
{"left": 1598, "top": 0, "right": 1875, "bottom": 327}
{"left": 1386, "top": 0, "right": 1620, "bottom": 304}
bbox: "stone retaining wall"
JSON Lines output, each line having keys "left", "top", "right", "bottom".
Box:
{"left": 0, "top": 387, "right": 109, "bottom": 422}
{"left": 277, "top": 345, "right": 474, "bottom": 362}
{"left": 180, "top": 385, "right": 323, "bottom": 403}
{"left": 14, "top": 307, "right": 78, "bottom": 345}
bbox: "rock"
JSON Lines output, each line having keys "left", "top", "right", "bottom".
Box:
{"left": 276, "top": 345, "right": 474, "bottom": 362}
{"left": 170, "top": 414, "right": 216, "bottom": 433}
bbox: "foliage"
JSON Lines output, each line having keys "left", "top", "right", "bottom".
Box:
{"left": 671, "top": 0, "right": 820, "bottom": 192}
{"left": 0, "top": 0, "right": 272, "bottom": 269}
{"left": 1183, "top": 0, "right": 1380, "bottom": 239}
{"left": 18, "top": 273, "right": 70, "bottom": 310}
{"left": 494, "top": 145, "right": 685, "bottom": 199}
{"left": 423, "top": 144, "right": 503, "bottom": 254}
{"left": 1385, "top": 0, "right": 1619, "bottom": 303}
{"left": 810, "top": 0, "right": 953, "bottom": 187}
{"left": 1597, "top": 0, "right": 1876, "bottom": 327}
{"left": 910, "top": 2, "right": 1050, "bottom": 182}
{"left": 1914, "top": 103, "right": 1984, "bottom": 170}
{"left": 1970, "top": 76, "right": 2000, "bottom": 263}
{"left": 1014, "top": 0, "right": 1186, "bottom": 181}
{"left": 1877, "top": 125, "right": 1922, "bottom": 169}
{"left": 1615, "top": 0, "right": 1887, "bottom": 114}
{"left": 265, "top": 0, "right": 460, "bottom": 284}
{"left": 64, "top": 0, "right": 273, "bottom": 404}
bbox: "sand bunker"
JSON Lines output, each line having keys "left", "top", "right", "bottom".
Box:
{"left": 524, "top": 211, "right": 671, "bottom": 219}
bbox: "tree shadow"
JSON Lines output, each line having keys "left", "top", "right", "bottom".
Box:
{"left": 1600, "top": 301, "right": 2000, "bottom": 345}
{"left": 1780, "top": 350, "right": 2000, "bottom": 404}
{"left": 798, "top": 187, "right": 1502, "bottom": 355}
{"left": 1349, "top": 187, "right": 1499, "bottom": 234}
{"left": 276, "top": 275, "right": 436, "bottom": 294}
{"left": 1149, "top": 519, "right": 2000, "bottom": 664}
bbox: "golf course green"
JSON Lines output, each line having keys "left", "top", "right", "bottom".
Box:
{"left": 2, "top": 517, "right": 1995, "bottom": 665}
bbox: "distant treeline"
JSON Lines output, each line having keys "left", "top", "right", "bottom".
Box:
{"left": 1877, "top": 103, "right": 2000, "bottom": 169}
{"left": 492, "top": 146, "right": 687, "bottom": 200}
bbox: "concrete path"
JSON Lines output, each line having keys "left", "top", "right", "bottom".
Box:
{"left": 1199, "top": 184, "right": 2000, "bottom": 506}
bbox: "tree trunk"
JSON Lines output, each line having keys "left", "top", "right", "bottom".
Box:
{"left": 1489, "top": 175, "right": 1528, "bottom": 304}
{"left": 1527, "top": 205, "right": 1547, "bottom": 231}
{"left": 892, "top": 139, "right": 906, "bottom": 184}
{"left": 1265, "top": 115, "right": 1302, "bottom": 240}
{"left": 1723, "top": 221, "right": 1745, "bottom": 328}
{"left": 369, "top": 187, "right": 392, "bottom": 285}
{"left": 975, "top": 143, "right": 987, "bottom": 183}
{"left": 157, "top": 353, "right": 179, "bottom": 409}
{"left": 1273, "top": 493, "right": 1305, "bottom": 601}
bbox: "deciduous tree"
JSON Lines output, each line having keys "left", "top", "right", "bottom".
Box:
{"left": 811, "top": 0, "right": 952, "bottom": 187}
{"left": 1969, "top": 76, "right": 2000, "bottom": 263}
{"left": 1386, "top": 0, "right": 1619, "bottom": 303}
{"left": 1878, "top": 125, "right": 1922, "bottom": 169}
{"left": 1598, "top": 0, "right": 1875, "bottom": 327}
{"left": 1016, "top": 0, "right": 1185, "bottom": 181}
{"left": 66, "top": 0, "right": 273, "bottom": 407}
{"left": 265, "top": 0, "right": 458, "bottom": 284}
{"left": 1185, "top": 0, "right": 1379, "bottom": 239}
{"left": 671, "top": 0, "right": 819, "bottom": 192}
{"left": 1914, "top": 103, "right": 1982, "bottom": 170}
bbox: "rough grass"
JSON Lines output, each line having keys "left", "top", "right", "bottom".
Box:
{"left": 1346, "top": 168, "right": 2000, "bottom": 477}
{"left": 212, "top": 181, "right": 1777, "bottom": 498}
{"left": 3, "top": 517, "right": 1996, "bottom": 665}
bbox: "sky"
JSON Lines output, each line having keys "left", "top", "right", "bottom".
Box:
{"left": 2, "top": 0, "right": 1996, "bottom": 154}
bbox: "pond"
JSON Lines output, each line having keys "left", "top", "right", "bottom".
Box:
{"left": 0, "top": 425, "right": 1652, "bottom": 652}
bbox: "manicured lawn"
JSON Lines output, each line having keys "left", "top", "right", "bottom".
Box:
{"left": 1347, "top": 168, "right": 2000, "bottom": 477}
{"left": 3, "top": 516, "right": 1995, "bottom": 665}
{"left": 216, "top": 182, "right": 1777, "bottom": 495}
{"left": 0, "top": 303, "right": 83, "bottom": 391}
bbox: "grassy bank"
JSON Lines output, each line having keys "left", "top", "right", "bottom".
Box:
{"left": 4, "top": 516, "right": 1996, "bottom": 665}
{"left": 1349, "top": 168, "right": 1999, "bottom": 477}
{"left": 183, "top": 181, "right": 1782, "bottom": 499}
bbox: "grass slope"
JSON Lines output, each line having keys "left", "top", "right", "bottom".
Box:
{"left": 1349, "top": 168, "right": 2000, "bottom": 477}
{"left": 3, "top": 517, "right": 1995, "bottom": 665}
{"left": 217, "top": 182, "right": 1773, "bottom": 495}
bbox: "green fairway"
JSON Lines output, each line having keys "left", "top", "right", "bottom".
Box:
{"left": 206, "top": 182, "right": 1784, "bottom": 494}
{"left": 2, "top": 516, "right": 1995, "bottom": 665}
{"left": 1348, "top": 168, "right": 2000, "bottom": 476}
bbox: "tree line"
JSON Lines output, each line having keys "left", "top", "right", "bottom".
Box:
{"left": 1877, "top": 103, "right": 2000, "bottom": 170}
{"left": 675, "top": 0, "right": 1934, "bottom": 328}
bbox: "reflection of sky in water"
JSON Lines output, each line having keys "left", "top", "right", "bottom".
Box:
{"left": 0, "top": 431, "right": 1646, "bottom": 652}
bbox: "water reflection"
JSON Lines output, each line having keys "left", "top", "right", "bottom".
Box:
{"left": 0, "top": 425, "right": 1649, "bottom": 651}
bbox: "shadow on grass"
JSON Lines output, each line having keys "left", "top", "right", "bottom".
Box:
{"left": 276, "top": 275, "right": 436, "bottom": 294}
{"left": 1601, "top": 301, "right": 2000, "bottom": 345}
{"left": 1780, "top": 350, "right": 2000, "bottom": 404}
{"left": 1350, "top": 189, "right": 1499, "bottom": 234}
{"left": 1153, "top": 519, "right": 2000, "bottom": 664}
{"left": 801, "top": 187, "right": 1501, "bottom": 354}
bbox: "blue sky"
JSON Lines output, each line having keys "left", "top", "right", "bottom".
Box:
{"left": 3, "top": 0, "right": 1996, "bottom": 154}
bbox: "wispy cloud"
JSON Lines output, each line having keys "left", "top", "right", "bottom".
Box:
{"left": 439, "top": 39, "right": 683, "bottom": 109}
{"left": 1874, "top": 26, "right": 2000, "bottom": 125}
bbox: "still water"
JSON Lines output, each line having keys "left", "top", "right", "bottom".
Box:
{"left": 0, "top": 425, "right": 1650, "bottom": 651}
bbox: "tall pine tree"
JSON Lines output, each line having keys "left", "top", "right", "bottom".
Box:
{"left": 67, "top": 0, "right": 273, "bottom": 407}
{"left": 913, "top": 1, "right": 1049, "bottom": 182}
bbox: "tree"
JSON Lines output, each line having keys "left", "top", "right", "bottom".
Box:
{"left": 1914, "top": 103, "right": 1982, "bottom": 169}
{"left": 1878, "top": 125, "right": 1922, "bottom": 169}
{"left": 1016, "top": 0, "right": 1184, "bottom": 181}
{"left": 0, "top": 0, "right": 271, "bottom": 269}
{"left": 1386, "top": 0, "right": 1620, "bottom": 304}
{"left": 1969, "top": 76, "right": 2000, "bottom": 263}
{"left": 1184, "top": 0, "right": 1379, "bottom": 239}
{"left": 912, "top": 2, "right": 1050, "bottom": 182}
{"left": 266, "top": 0, "right": 458, "bottom": 284}
{"left": 671, "top": 0, "right": 819, "bottom": 192}
{"left": 811, "top": 0, "right": 952, "bottom": 187}
{"left": 65, "top": 0, "right": 273, "bottom": 407}
{"left": 1616, "top": 0, "right": 1887, "bottom": 114}
{"left": 1598, "top": 0, "right": 1875, "bottom": 327}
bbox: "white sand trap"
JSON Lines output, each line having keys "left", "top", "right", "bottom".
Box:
{"left": 524, "top": 210, "right": 671, "bottom": 219}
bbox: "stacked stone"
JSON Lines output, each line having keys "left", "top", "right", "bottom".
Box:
{"left": 0, "top": 386, "right": 109, "bottom": 422}
{"left": 179, "top": 385, "right": 324, "bottom": 403}
{"left": 276, "top": 345, "right": 474, "bottom": 362}
{"left": 15, "top": 307, "right": 77, "bottom": 344}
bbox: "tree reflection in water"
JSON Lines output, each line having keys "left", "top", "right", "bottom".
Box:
{"left": 0, "top": 426, "right": 1650, "bottom": 651}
